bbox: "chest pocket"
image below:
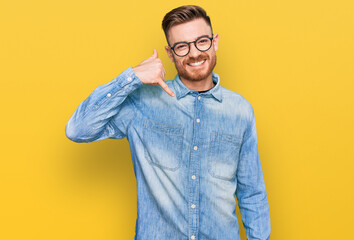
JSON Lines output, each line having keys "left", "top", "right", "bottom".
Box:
{"left": 208, "top": 131, "right": 242, "bottom": 181}
{"left": 143, "top": 118, "right": 184, "bottom": 171}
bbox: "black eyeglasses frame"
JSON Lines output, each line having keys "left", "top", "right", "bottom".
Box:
{"left": 169, "top": 36, "right": 214, "bottom": 57}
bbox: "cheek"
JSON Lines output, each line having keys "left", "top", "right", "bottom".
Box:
{"left": 178, "top": 59, "right": 187, "bottom": 67}
{"left": 209, "top": 52, "right": 216, "bottom": 61}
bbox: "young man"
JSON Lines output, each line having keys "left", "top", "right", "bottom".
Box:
{"left": 66, "top": 5, "right": 271, "bottom": 240}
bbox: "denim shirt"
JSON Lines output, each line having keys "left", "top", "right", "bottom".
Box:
{"left": 65, "top": 67, "right": 271, "bottom": 240}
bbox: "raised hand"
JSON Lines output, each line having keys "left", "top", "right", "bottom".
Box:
{"left": 133, "top": 49, "right": 175, "bottom": 97}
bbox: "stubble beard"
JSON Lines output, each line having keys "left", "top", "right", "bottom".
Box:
{"left": 174, "top": 53, "right": 217, "bottom": 82}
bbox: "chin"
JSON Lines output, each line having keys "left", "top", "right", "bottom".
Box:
{"left": 188, "top": 72, "right": 210, "bottom": 81}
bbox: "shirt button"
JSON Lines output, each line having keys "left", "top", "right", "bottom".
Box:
{"left": 193, "top": 146, "right": 198, "bottom": 151}
{"left": 198, "top": 96, "right": 201, "bottom": 100}
{"left": 191, "top": 175, "right": 196, "bottom": 180}
{"left": 127, "top": 76, "right": 132, "bottom": 82}
{"left": 106, "top": 93, "right": 111, "bottom": 97}
{"left": 191, "top": 204, "right": 196, "bottom": 209}
{"left": 191, "top": 235, "right": 195, "bottom": 240}
{"left": 196, "top": 119, "right": 200, "bottom": 123}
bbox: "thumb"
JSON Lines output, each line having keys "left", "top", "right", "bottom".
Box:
{"left": 152, "top": 49, "right": 158, "bottom": 59}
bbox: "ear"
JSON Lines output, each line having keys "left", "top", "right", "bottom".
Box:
{"left": 212, "top": 33, "right": 219, "bottom": 52}
{"left": 165, "top": 46, "right": 174, "bottom": 62}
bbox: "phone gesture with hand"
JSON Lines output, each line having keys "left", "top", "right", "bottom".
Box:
{"left": 133, "top": 49, "right": 175, "bottom": 97}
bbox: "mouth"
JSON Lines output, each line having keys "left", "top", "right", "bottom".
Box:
{"left": 187, "top": 60, "right": 206, "bottom": 67}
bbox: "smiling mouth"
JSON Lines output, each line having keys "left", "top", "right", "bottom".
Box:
{"left": 187, "top": 60, "right": 206, "bottom": 67}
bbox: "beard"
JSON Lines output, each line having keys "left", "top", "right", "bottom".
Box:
{"left": 174, "top": 52, "right": 217, "bottom": 82}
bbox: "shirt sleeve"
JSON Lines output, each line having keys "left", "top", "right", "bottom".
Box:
{"left": 65, "top": 67, "right": 143, "bottom": 143}
{"left": 236, "top": 106, "right": 271, "bottom": 240}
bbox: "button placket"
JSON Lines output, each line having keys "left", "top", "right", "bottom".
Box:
{"left": 188, "top": 94, "right": 203, "bottom": 237}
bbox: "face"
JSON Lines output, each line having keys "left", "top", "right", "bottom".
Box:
{"left": 165, "top": 18, "right": 219, "bottom": 82}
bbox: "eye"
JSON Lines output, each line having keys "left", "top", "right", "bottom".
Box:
{"left": 199, "top": 39, "right": 208, "bottom": 43}
{"left": 197, "top": 38, "right": 211, "bottom": 46}
{"left": 175, "top": 43, "right": 188, "bottom": 50}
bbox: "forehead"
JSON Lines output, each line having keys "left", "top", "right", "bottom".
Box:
{"left": 168, "top": 18, "right": 212, "bottom": 44}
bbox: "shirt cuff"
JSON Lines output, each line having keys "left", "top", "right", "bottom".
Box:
{"left": 114, "top": 66, "right": 143, "bottom": 90}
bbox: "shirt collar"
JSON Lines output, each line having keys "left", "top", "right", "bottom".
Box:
{"left": 172, "top": 72, "right": 223, "bottom": 102}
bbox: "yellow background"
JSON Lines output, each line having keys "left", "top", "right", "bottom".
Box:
{"left": 1, "top": 0, "right": 353, "bottom": 239}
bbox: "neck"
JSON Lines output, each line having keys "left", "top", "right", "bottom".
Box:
{"left": 180, "top": 74, "right": 215, "bottom": 91}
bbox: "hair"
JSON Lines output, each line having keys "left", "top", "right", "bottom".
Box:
{"left": 162, "top": 5, "right": 213, "bottom": 45}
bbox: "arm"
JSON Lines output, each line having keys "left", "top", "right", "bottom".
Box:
{"left": 65, "top": 67, "right": 142, "bottom": 143}
{"left": 236, "top": 107, "right": 271, "bottom": 240}
{"left": 65, "top": 49, "right": 174, "bottom": 143}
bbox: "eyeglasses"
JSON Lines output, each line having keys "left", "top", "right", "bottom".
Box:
{"left": 169, "top": 36, "right": 214, "bottom": 57}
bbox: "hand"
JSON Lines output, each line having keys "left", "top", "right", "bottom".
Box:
{"left": 133, "top": 49, "right": 175, "bottom": 97}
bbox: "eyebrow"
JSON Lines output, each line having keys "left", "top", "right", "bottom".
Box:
{"left": 172, "top": 34, "right": 211, "bottom": 46}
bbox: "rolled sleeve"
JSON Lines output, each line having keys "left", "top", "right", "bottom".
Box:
{"left": 65, "top": 67, "right": 143, "bottom": 143}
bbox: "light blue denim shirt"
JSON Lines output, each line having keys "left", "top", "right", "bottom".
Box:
{"left": 65, "top": 67, "right": 271, "bottom": 240}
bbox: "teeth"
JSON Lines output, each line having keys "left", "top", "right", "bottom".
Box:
{"left": 188, "top": 60, "right": 205, "bottom": 66}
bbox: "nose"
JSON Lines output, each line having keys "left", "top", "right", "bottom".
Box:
{"left": 188, "top": 43, "right": 200, "bottom": 58}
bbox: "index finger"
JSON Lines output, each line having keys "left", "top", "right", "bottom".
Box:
{"left": 158, "top": 79, "right": 175, "bottom": 97}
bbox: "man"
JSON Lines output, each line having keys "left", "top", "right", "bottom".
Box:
{"left": 66, "top": 5, "right": 271, "bottom": 240}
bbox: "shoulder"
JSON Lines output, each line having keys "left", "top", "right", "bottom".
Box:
{"left": 220, "top": 86, "right": 255, "bottom": 117}
{"left": 128, "top": 79, "right": 175, "bottom": 107}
